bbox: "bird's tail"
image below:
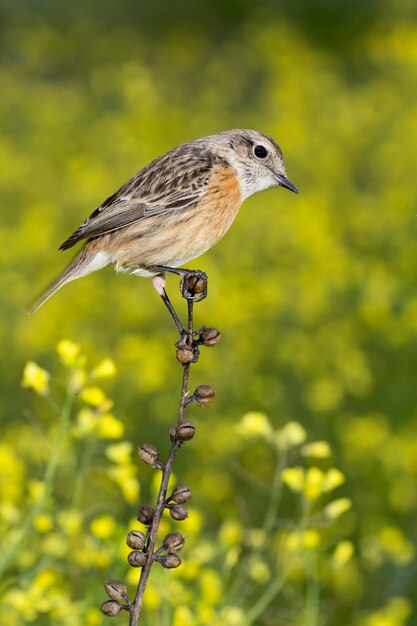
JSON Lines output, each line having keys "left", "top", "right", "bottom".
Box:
{"left": 28, "top": 244, "right": 110, "bottom": 315}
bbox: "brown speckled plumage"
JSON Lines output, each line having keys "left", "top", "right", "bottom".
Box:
{"left": 30, "top": 129, "right": 297, "bottom": 313}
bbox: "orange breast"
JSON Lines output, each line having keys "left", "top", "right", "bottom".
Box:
{"left": 110, "top": 164, "right": 242, "bottom": 270}
{"left": 196, "top": 164, "right": 242, "bottom": 247}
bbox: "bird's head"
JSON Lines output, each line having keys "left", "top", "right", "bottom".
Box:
{"left": 218, "top": 129, "right": 298, "bottom": 200}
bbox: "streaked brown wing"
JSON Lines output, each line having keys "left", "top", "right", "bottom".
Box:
{"left": 59, "top": 141, "right": 215, "bottom": 251}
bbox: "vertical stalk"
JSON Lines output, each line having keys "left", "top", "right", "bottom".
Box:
{"left": 129, "top": 300, "right": 194, "bottom": 626}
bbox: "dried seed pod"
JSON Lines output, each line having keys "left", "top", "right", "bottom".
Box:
{"left": 176, "top": 345, "right": 194, "bottom": 364}
{"left": 187, "top": 274, "right": 207, "bottom": 295}
{"left": 160, "top": 553, "right": 182, "bottom": 569}
{"left": 163, "top": 532, "right": 185, "bottom": 552}
{"left": 137, "top": 505, "right": 155, "bottom": 525}
{"left": 199, "top": 327, "right": 221, "bottom": 347}
{"left": 170, "top": 504, "right": 188, "bottom": 521}
{"left": 175, "top": 421, "right": 195, "bottom": 442}
{"left": 100, "top": 600, "right": 122, "bottom": 616}
{"left": 137, "top": 443, "right": 160, "bottom": 467}
{"left": 128, "top": 551, "right": 148, "bottom": 568}
{"left": 104, "top": 579, "right": 127, "bottom": 601}
{"left": 171, "top": 484, "right": 192, "bottom": 504}
{"left": 193, "top": 384, "right": 215, "bottom": 405}
{"left": 126, "top": 530, "right": 146, "bottom": 550}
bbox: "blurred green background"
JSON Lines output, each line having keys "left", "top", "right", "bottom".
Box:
{"left": 1, "top": 0, "right": 417, "bottom": 624}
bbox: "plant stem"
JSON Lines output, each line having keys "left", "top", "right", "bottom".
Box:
{"left": 263, "top": 449, "right": 288, "bottom": 536}
{"left": 129, "top": 299, "right": 194, "bottom": 626}
{"left": 305, "top": 553, "right": 320, "bottom": 626}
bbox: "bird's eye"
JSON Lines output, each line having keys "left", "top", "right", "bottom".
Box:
{"left": 254, "top": 145, "right": 268, "bottom": 159}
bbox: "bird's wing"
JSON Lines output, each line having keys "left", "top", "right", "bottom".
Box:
{"left": 59, "top": 143, "right": 218, "bottom": 251}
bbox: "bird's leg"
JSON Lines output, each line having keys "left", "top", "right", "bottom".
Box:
{"left": 152, "top": 274, "right": 187, "bottom": 339}
{"left": 148, "top": 265, "right": 208, "bottom": 302}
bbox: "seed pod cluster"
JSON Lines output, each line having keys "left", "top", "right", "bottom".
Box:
{"left": 170, "top": 484, "right": 192, "bottom": 504}
{"left": 163, "top": 532, "right": 185, "bottom": 552}
{"left": 126, "top": 530, "right": 146, "bottom": 550}
{"left": 198, "top": 327, "right": 221, "bottom": 347}
{"left": 101, "top": 600, "right": 122, "bottom": 616}
{"left": 137, "top": 504, "right": 155, "bottom": 525}
{"left": 137, "top": 443, "right": 165, "bottom": 470}
{"left": 101, "top": 579, "right": 130, "bottom": 617}
{"left": 189, "top": 384, "right": 215, "bottom": 406}
{"left": 176, "top": 344, "right": 195, "bottom": 364}
{"left": 175, "top": 421, "right": 196, "bottom": 442}
{"left": 159, "top": 553, "right": 182, "bottom": 569}
{"left": 128, "top": 551, "right": 148, "bottom": 568}
{"left": 169, "top": 503, "right": 188, "bottom": 521}
{"left": 186, "top": 273, "right": 207, "bottom": 296}
{"left": 104, "top": 579, "right": 127, "bottom": 602}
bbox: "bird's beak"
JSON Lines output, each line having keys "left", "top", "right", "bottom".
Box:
{"left": 274, "top": 173, "right": 298, "bottom": 193}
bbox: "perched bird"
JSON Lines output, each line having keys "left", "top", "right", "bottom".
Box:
{"left": 30, "top": 129, "right": 297, "bottom": 323}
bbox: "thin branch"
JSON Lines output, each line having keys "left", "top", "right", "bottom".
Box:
{"left": 101, "top": 271, "right": 218, "bottom": 624}
{"left": 129, "top": 294, "right": 195, "bottom": 626}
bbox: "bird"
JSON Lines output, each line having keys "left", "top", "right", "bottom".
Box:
{"left": 30, "top": 129, "right": 298, "bottom": 326}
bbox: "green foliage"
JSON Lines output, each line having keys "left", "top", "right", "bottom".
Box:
{"left": 1, "top": 0, "right": 417, "bottom": 624}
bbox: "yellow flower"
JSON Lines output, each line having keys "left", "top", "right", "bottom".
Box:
{"left": 364, "top": 597, "right": 411, "bottom": 626}
{"left": 200, "top": 569, "right": 222, "bottom": 605}
{"left": 274, "top": 421, "right": 307, "bottom": 449}
{"left": 224, "top": 546, "right": 240, "bottom": 568}
{"left": 219, "top": 518, "right": 243, "bottom": 547}
{"left": 173, "top": 606, "right": 195, "bottom": 626}
{"left": 378, "top": 526, "right": 416, "bottom": 565}
{"left": 322, "top": 468, "right": 345, "bottom": 492}
{"left": 90, "top": 514, "right": 116, "bottom": 539}
{"left": 199, "top": 603, "right": 215, "bottom": 624}
{"left": 235, "top": 411, "right": 273, "bottom": 439}
{"left": 33, "top": 513, "right": 53, "bottom": 533}
{"left": 324, "top": 498, "right": 352, "bottom": 520}
{"left": 42, "top": 532, "right": 68, "bottom": 558}
{"left": 57, "top": 509, "right": 82, "bottom": 536}
{"left": 22, "top": 361, "right": 49, "bottom": 396}
{"left": 80, "top": 386, "right": 107, "bottom": 406}
{"left": 105, "top": 441, "right": 133, "bottom": 464}
{"left": 56, "top": 339, "right": 81, "bottom": 367}
{"left": 248, "top": 557, "right": 271, "bottom": 583}
{"left": 28, "top": 479, "right": 46, "bottom": 503}
{"left": 72, "top": 408, "right": 97, "bottom": 437}
{"left": 285, "top": 529, "right": 320, "bottom": 552}
{"left": 302, "top": 529, "right": 320, "bottom": 549}
{"left": 108, "top": 465, "right": 140, "bottom": 504}
{"left": 70, "top": 368, "right": 87, "bottom": 393}
{"left": 301, "top": 441, "right": 332, "bottom": 458}
{"left": 32, "top": 569, "right": 57, "bottom": 592}
{"left": 281, "top": 466, "right": 305, "bottom": 492}
{"left": 97, "top": 413, "right": 124, "bottom": 439}
{"left": 91, "top": 358, "right": 117, "bottom": 378}
{"left": 332, "top": 540, "right": 354, "bottom": 568}
{"left": 218, "top": 606, "right": 246, "bottom": 626}
{"left": 304, "top": 467, "right": 325, "bottom": 501}
{"left": 85, "top": 607, "right": 102, "bottom": 625}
